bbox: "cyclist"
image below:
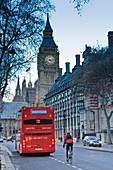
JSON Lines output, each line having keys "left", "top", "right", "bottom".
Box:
{"left": 63, "top": 132, "right": 73, "bottom": 162}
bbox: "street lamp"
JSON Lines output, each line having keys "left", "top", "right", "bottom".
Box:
{"left": 0, "top": 123, "right": 3, "bottom": 134}
{"left": 91, "top": 110, "right": 95, "bottom": 133}
{"left": 0, "top": 84, "right": 4, "bottom": 118}
{"left": 0, "top": 76, "right": 1, "bottom": 91}
{"left": 9, "top": 48, "right": 16, "bottom": 56}
{"left": 63, "top": 111, "right": 66, "bottom": 136}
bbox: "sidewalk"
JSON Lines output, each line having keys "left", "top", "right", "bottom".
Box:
{"left": 57, "top": 140, "right": 113, "bottom": 153}
{"left": 0, "top": 143, "right": 15, "bottom": 170}
{"left": 74, "top": 141, "right": 113, "bottom": 153}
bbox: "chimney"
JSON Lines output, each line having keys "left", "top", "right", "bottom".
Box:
{"left": 65, "top": 62, "right": 70, "bottom": 74}
{"left": 108, "top": 31, "right": 113, "bottom": 56}
{"left": 58, "top": 68, "right": 62, "bottom": 78}
{"left": 76, "top": 54, "right": 80, "bottom": 67}
{"left": 72, "top": 54, "right": 80, "bottom": 72}
{"left": 55, "top": 68, "right": 62, "bottom": 82}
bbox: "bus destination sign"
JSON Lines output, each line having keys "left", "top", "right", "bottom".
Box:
{"left": 31, "top": 110, "right": 47, "bottom": 115}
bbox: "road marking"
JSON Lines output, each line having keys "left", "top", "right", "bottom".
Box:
{"left": 67, "top": 163, "right": 70, "bottom": 166}
{"left": 62, "top": 162, "right": 65, "bottom": 164}
{"left": 54, "top": 158, "right": 57, "bottom": 161}
{"left": 71, "top": 165, "right": 77, "bottom": 168}
{"left": 49, "top": 157, "right": 84, "bottom": 170}
{"left": 58, "top": 160, "right": 62, "bottom": 162}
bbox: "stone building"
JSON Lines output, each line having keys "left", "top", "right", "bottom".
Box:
{"left": 0, "top": 101, "right": 28, "bottom": 137}
{"left": 13, "top": 14, "right": 59, "bottom": 107}
{"left": 10, "top": 13, "right": 113, "bottom": 143}
{"left": 45, "top": 55, "right": 84, "bottom": 140}
{"left": 37, "top": 14, "right": 59, "bottom": 106}
{"left": 13, "top": 76, "right": 38, "bottom": 106}
{"left": 45, "top": 31, "right": 113, "bottom": 143}
{"left": 81, "top": 31, "right": 113, "bottom": 143}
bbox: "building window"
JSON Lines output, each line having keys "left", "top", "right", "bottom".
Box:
{"left": 90, "top": 122, "right": 94, "bottom": 129}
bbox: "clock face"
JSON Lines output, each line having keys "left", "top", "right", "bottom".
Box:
{"left": 45, "top": 55, "right": 55, "bottom": 65}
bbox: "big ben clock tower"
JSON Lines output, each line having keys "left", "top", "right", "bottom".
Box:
{"left": 37, "top": 14, "right": 59, "bottom": 105}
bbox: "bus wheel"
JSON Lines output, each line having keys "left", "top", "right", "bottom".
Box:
{"left": 20, "top": 153, "right": 23, "bottom": 156}
{"left": 47, "top": 153, "right": 50, "bottom": 156}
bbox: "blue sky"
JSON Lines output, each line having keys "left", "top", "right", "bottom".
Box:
{"left": 50, "top": 0, "right": 113, "bottom": 73}
{"left": 5, "top": 0, "right": 113, "bottom": 101}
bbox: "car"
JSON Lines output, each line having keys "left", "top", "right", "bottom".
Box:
{"left": 0, "top": 136, "right": 3, "bottom": 142}
{"left": 3, "top": 136, "right": 6, "bottom": 140}
{"left": 7, "top": 136, "right": 13, "bottom": 142}
{"left": 83, "top": 136, "right": 102, "bottom": 147}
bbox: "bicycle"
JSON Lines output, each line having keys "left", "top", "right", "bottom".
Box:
{"left": 67, "top": 145, "right": 73, "bottom": 164}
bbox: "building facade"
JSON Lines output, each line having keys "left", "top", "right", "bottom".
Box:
{"left": 45, "top": 31, "right": 113, "bottom": 143}
{"left": 45, "top": 55, "right": 84, "bottom": 140}
{"left": 81, "top": 31, "right": 113, "bottom": 143}
{"left": 9, "top": 13, "right": 113, "bottom": 144}
{"left": 13, "top": 14, "right": 59, "bottom": 106}
{"left": 13, "top": 76, "right": 38, "bottom": 106}
{"left": 0, "top": 101, "right": 28, "bottom": 137}
{"left": 37, "top": 14, "right": 59, "bottom": 106}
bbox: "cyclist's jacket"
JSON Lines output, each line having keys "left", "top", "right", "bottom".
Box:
{"left": 63, "top": 134, "right": 73, "bottom": 144}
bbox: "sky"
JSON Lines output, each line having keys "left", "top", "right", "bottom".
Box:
{"left": 50, "top": 0, "right": 113, "bottom": 71}
{"left": 5, "top": 0, "right": 113, "bottom": 101}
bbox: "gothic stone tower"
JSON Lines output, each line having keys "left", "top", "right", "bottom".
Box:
{"left": 37, "top": 14, "right": 59, "bottom": 105}
{"left": 13, "top": 76, "right": 23, "bottom": 102}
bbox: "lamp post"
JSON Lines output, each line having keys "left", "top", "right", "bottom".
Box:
{"left": 0, "top": 123, "right": 3, "bottom": 135}
{"left": 91, "top": 110, "right": 95, "bottom": 133}
{"left": 63, "top": 111, "right": 66, "bottom": 136}
{"left": 0, "top": 79, "right": 4, "bottom": 119}
{"left": 75, "top": 98, "right": 79, "bottom": 142}
{"left": 0, "top": 76, "right": 1, "bottom": 92}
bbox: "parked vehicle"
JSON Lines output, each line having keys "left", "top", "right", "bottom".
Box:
{"left": 7, "top": 136, "right": 14, "bottom": 142}
{"left": 3, "top": 136, "right": 6, "bottom": 140}
{"left": 0, "top": 136, "right": 3, "bottom": 142}
{"left": 83, "top": 136, "right": 102, "bottom": 147}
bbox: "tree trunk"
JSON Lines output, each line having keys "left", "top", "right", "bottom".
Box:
{"left": 104, "top": 109, "right": 112, "bottom": 144}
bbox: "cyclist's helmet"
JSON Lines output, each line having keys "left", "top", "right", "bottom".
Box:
{"left": 66, "top": 132, "right": 72, "bottom": 139}
{"left": 67, "top": 132, "right": 70, "bottom": 135}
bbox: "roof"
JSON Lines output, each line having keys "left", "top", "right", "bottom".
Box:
{"left": 39, "top": 14, "right": 57, "bottom": 48}
{"left": 44, "top": 13, "right": 53, "bottom": 32}
{"left": 41, "top": 37, "right": 57, "bottom": 47}
{"left": 46, "top": 72, "right": 71, "bottom": 98}
{"left": 0, "top": 102, "right": 28, "bottom": 119}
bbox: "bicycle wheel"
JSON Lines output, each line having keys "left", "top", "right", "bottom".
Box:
{"left": 69, "top": 155, "right": 72, "bottom": 164}
{"left": 68, "top": 147, "right": 72, "bottom": 164}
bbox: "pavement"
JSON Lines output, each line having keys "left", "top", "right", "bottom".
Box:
{"left": 0, "top": 143, "right": 15, "bottom": 170}
{"left": 57, "top": 140, "right": 113, "bottom": 153}
{"left": 0, "top": 141, "right": 113, "bottom": 170}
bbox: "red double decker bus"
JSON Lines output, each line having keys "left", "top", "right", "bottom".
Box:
{"left": 15, "top": 106, "right": 55, "bottom": 155}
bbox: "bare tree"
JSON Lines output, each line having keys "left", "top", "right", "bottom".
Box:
{"left": 0, "top": 0, "right": 54, "bottom": 98}
{"left": 70, "top": 0, "right": 93, "bottom": 13}
{"left": 82, "top": 47, "right": 113, "bottom": 144}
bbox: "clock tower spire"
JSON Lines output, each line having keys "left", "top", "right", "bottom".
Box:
{"left": 37, "top": 14, "right": 59, "bottom": 106}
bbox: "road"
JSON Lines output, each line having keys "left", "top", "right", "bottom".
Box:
{"left": 4, "top": 141, "right": 113, "bottom": 170}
